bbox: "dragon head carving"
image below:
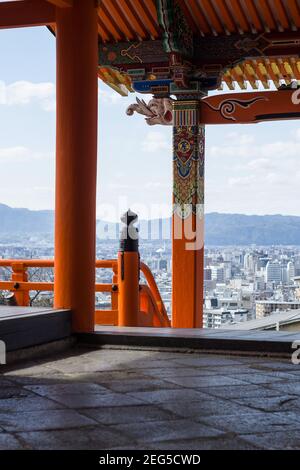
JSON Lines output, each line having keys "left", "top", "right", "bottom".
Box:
{"left": 126, "top": 97, "right": 173, "bottom": 126}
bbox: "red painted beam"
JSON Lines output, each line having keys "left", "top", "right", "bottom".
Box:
{"left": 201, "top": 89, "right": 300, "bottom": 125}
{"left": 0, "top": 0, "right": 55, "bottom": 29}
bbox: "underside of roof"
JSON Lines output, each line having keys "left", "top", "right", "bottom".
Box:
{"left": 223, "top": 57, "right": 300, "bottom": 89}
{"left": 97, "top": 0, "right": 300, "bottom": 42}
{"left": 179, "top": 0, "right": 300, "bottom": 36}
{"left": 99, "top": 57, "right": 300, "bottom": 94}
{"left": 95, "top": 0, "right": 300, "bottom": 93}
{"left": 97, "top": 0, "right": 160, "bottom": 42}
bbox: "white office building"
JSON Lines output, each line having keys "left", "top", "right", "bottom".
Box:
{"left": 211, "top": 266, "right": 225, "bottom": 283}
{"left": 287, "top": 261, "right": 295, "bottom": 283}
{"left": 266, "top": 261, "right": 282, "bottom": 284}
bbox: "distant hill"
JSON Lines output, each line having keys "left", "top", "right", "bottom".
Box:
{"left": 0, "top": 203, "right": 54, "bottom": 234}
{"left": 205, "top": 213, "right": 300, "bottom": 245}
{"left": 1, "top": 203, "right": 300, "bottom": 245}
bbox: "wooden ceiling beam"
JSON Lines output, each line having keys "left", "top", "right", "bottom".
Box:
{"left": 126, "top": 0, "right": 159, "bottom": 39}
{"left": 254, "top": 0, "right": 276, "bottom": 31}
{"left": 0, "top": 0, "right": 55, "bottom": 29}
{"left": 116, "top": 0, "right": 148, "bottom": 40}
{"left": 202, "top": 88, "right": 300, "bottom": 125}
{"left": 241, "top": 0, "right": 264, "bottom": 34}
{"left": 212, "top": 0, "right": 238, "bottom": 34}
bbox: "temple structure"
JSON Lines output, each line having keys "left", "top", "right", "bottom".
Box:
{"left": 0, "top": 0, "right": 300, "bottom": 335}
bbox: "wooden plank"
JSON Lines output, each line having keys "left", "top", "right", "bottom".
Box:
{"left": 0, "top": 307, "right": 56, "bottom": 319}
{"left": 78, "top": 327, "right": 297, "bottom": 355}
{"left": 0, "top": 0, "right": 55, "bottom": 29}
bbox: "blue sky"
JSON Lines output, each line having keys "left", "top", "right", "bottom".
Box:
{"left": 0, "top": 26, "right": 300, "bottom": 220}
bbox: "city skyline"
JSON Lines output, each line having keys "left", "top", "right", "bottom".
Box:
{"left": 3, "top": 232, "right": 300, "bottom": 329}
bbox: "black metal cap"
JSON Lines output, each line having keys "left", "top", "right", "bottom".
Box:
{"left": 119, "top": 209, "right": 139, "bottom": 252}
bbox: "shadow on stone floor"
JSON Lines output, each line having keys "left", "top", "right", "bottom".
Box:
{"left": 1, "top": 345, "right": 300, "bottom": 450}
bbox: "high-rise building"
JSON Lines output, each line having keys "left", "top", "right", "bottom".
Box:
{"left": 244, "top": 253, "right": 256, "bottom": 272}
{"left": 287, "top": 261, "right": 295, "bottom": 283}
{"left": 204, "top": 268, "right": 212, "bottom": 281}
{"left": 257, "top": 257, "right": 271, "bottom": 270}
{"left": 158, "top": 259, "right": 168, "bottom": 270}
{"left": 211, "top": 266, "right": 225, "bottom": 283}
{"left": 266, "top": 261, "right": 282, "bottom": 284}
{"left": 256, "top": 300, "right": 300, "bottom": 319}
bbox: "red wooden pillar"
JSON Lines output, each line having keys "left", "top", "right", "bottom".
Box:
{"left": 54, "top": 0, "right": 98, "bottom": 332}
{"left": 172, "top": 100, "right": 205, "bottom": 328}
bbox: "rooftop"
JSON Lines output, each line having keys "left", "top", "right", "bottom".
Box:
{"left": 256, "top": 300, "right": 300, "bottom": 304}
{"left": 222, "top": 309, "right": 300, "bottom": 330}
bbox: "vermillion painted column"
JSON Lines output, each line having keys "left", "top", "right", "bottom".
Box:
{"left": 54, "top": 0, "right": 98, "bottom": 332}
{"left": 117, "top": 211, "right": 140, "bottom": 327}
{"left": 172, "top": 100, "right": 205, "bottom": 328}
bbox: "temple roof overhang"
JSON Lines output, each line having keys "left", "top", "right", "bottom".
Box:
{"left": 0, "top": 1, "right": 299, "bottom": 95}
{"left": 97, "top": 0, "right": 300, "bottom": 41}
{"left": 95, "top": 0, "right": 300, "bottom": 95}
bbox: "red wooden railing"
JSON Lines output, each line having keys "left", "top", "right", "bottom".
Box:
{"left": 0, "top": 259, "right": 170, "bottom": 327}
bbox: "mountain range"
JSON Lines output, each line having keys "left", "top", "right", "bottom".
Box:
{"left": 1, "top": 203, "right": 300, "bottom": 245}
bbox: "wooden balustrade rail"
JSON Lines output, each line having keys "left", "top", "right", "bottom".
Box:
{"left": 0, "top": 259, "right": 170, "bottom": 327}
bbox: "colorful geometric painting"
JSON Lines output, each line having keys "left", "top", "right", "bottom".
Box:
{"left": 173, "top": 101, "right": 205, "bottom": 219}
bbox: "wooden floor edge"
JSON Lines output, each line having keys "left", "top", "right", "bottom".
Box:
{"left": 76, "top": 331, "right": 295, "bottom": 358}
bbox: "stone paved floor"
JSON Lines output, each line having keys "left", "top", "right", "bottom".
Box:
{"left": 1, "top": 346, "right": 300, "bottom": 449}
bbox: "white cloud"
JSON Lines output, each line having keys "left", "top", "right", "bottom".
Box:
{"left": 33, "top": 186, "right": 54, "bottom": 193}
{"left": 98, "top": 86, "right": 123, "bottom": 105}
{"left": 0, "top": 146, "right": 51, "bottom": 162}
{"left": 224, "top": 132, "right": 254, "bottom": 146}
{"left": 259, "top": 140, "right": 300, "bottom": 159}
{"left": 0, "top": 81, "right": 55, "bottom": 111}
{"left": 209, "top": 143, "right": 251, "bottom": 158}
{"left": 0, "top": 146, "right": 30, "bottom": 161}
{"left": 208, "top": 132, "right": 300, "bottom": 161}
{"left": 107, "top": 182, "right": 132, "bottom": 190}
{"left": 246, "top": 158, "right": 272, "bottom": 171}
{"left": 0, "top": 80, "right": 126, "bottom": 110}
{"left": 205, "top": 124, "right": 300, "bottom": 215}
{"left": 228, "top": 175, "right": 256, "bottom": 187}
{"left": 142, "top": 131, "right": 170, "bottom": 153}
{"left": 145, "top": 181, "right": 169, "bottom": 190}
{"left": 294, "top": 128, "right": 300, "bottom": 141}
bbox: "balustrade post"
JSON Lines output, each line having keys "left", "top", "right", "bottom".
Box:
{"left": 11, "top": 263, "right": 30, "bottom": 307}
{"left": 117, "top": 211, "right": 140, "bottom": 326}
{"left": 111, "top": 265, "right": 118, "bottom": 312}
